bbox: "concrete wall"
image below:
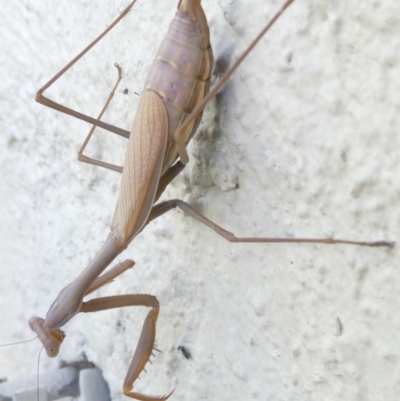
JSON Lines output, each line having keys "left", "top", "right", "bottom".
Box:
{"left": 1, "top": 1, "right": 399, "bottom": 400}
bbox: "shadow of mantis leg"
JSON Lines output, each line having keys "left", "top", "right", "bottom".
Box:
{"left": 80, "top": 294, "right": 174, "bottom": 401}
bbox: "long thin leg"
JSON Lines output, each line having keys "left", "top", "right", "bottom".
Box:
{"left": 35, "top": 2, "right": 137, "bottom": 139}
{"left": 80, "top": 295, "right": 173, "bottom": 401}
{"left": 78, "top": 64, "right": 125, "bottom": 173}
{"left": 147, "top": 200, "right": 394, "bottom": 248}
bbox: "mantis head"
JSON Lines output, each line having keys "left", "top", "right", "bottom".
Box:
{"left": 28, "top": 316, "right": 65, "bottom": 357}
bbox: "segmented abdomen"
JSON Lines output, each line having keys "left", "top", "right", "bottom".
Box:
{"left": 144, "top": 5, "right": 214, "bottom": 172}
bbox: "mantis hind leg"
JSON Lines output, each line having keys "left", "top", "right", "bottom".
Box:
{"left": 35, "top": 1, "right": 136, "bottom": 139}
{"left": 35, "top": 1, "right": 137, "bottom": 174}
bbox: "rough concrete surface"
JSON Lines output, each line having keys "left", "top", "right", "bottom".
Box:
{"left": 0, "top": 1, "right": 399, "bottom": 401}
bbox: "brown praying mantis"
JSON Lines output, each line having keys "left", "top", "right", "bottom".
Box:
{"left": 11, "top": 0, "right": 393, "bottom": 400}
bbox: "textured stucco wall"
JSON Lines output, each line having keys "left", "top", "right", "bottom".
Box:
{"left": 0, "top": 1, "right": 399, "bottom": 400}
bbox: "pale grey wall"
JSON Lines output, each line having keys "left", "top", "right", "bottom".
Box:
{"left": 0, "top": 1, "right": 399, "bottom": 400}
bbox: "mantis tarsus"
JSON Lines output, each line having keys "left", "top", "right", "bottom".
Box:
{"left": 1, "top": 0, "right": 396, "bottom": 398}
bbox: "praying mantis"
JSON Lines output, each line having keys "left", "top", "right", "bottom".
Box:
{"left": 1, "top": 0, "right": 398, "bottom": 400}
